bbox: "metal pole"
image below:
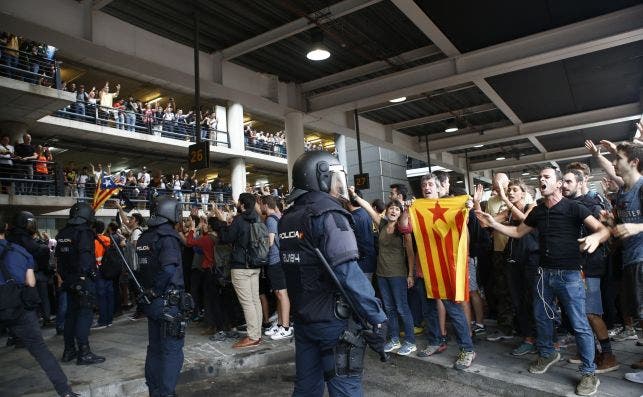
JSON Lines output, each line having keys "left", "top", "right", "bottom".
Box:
{"left": 354, "top": 110, "right": 363, "bottom": 174}
{"left": 193, "top": 1, "right": 201, "bottom": 143}
{"left": 425, "top": 134, "right": 432, "bottom": 174}
{"left": 464, "top": 148, "right": 471, "bottom": 193}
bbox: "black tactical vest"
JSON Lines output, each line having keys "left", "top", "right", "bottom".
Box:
{"left": 55, "top": 224, "right": 88, "bottom": 278}
{"left": 279, "top": 191, "right": 358, "bottom": 324}
{"left": 136, "top": 226, "right": 183, "bottom": 290}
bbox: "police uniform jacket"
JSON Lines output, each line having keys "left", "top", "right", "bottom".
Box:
{"left": 279, "top": 191, "right": 386, "bottom": 326}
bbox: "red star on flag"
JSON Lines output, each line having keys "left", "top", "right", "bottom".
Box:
{"left": 428, "top": 202, "right": 448, "bottom": 224}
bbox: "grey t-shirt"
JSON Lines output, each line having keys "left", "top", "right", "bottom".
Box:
{"left": 265, "top": 214, "right": 280, "bottom": 265}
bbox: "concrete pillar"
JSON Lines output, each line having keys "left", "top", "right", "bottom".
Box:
{"left": 0, "top": 121, "right": 29, "bottom": 145}
{"left": 285, "top": 111, "right": 305, "bottom": 189}
{"left": 230, "top": 157, "right": 246, "bottom": 201}
{"left": 227, "top": 102, "right": 244, "bottom": 153}
{"left": 335, "top": 134, "right": 347, "bottom": 170}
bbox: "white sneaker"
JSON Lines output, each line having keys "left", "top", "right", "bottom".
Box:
{"left": 271, "top": 326, "right": 293, "bottom": 340}
{"left": 624, "top": 371, "right": 643, "bottom": 384}
{"left": 264, "top": 324, "right": 279, "bottom": 336}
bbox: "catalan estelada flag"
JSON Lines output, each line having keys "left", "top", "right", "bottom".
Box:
{"left": 410, "top": 196, "right": 469, "bottom": 302}
{"left": 92, "top": 173, "right": 119, "bottom": 210}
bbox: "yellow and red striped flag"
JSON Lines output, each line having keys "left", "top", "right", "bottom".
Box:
{"left": 409, "top": 196, "right": 469, "bottom": 302}
{"left": 92, "top": 175, "right": 119, "bottom": 210}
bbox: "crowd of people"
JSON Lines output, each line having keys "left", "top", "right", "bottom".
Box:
{"left": 0, "top": 32, "right": 59, "bottom": 87}
{"left": 55, "top": 81, "right": 227, "bottom": 143}
{"left": 1, "top": 125, "right": 641, "bottom": 396}
{"left": 0, "top": 133, "right": 55, "bottom": 196}
{"left": 244, "top": 125, "right": 286, "bottom": 157}
{"left": 61, "top": 161, "right": 233, "bottom": 209}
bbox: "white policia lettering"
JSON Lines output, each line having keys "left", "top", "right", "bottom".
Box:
{"left": 279, "top": 230, "right": 303, "bottom": 240}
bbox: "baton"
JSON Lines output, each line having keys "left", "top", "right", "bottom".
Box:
{"left": 109, "top": 234, "right": 151, "bottom": 305}
{"left": 313, "top": 247, "right": 388, "bottom": 363}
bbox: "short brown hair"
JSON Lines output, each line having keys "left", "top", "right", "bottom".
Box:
{"left": 260, "top": 195, "right": 277, "bottom": 210}
{"left": 566, "top": 161, "right": 591, "bottom": 177}
{"left": 617, "top": 142, "right": 643, "bottom": 172}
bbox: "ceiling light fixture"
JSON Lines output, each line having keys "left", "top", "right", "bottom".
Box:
{"left": 444, "top": 118, "right": 459, "bottom": 133}
{"left": 521, "top": 171, "right": 530, "bottom": 176}
{"left": 306, "top": 30, "right": 330, "bottom": 61}
{"left": 496, "top": 156, "right": 506, "bottom": 161}
{"left": 389, "top": 97, "right": 406, "bottom": 103}
{"left": 530, "top": 177, "right": 537, "bottom": 180}
{"left": 473, "top": 144, "right": 484, "bottom": 148}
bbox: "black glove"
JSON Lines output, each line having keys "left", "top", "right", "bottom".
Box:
{"left": 362, "top": 322, "right": 388, "bottom": 362}
{"left": 138, "top": 288, "right": 158, "bottom": 304}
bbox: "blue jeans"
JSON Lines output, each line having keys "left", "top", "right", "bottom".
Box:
{"left": 293, "top": 321, "right": 362, "bottom": 397}
{"left": 96, "top": 274, "right": 114, "bottom": 326}
{"left": 533, "top": 269, "right": 595, "bottom": 374}
{"left": 426, "top": 298, "right": 474, "bottom": 351}
{"left": 143, "top": 298, "right": 185, "bottom": 397}
{"left": 377, "top": 276, "right": 415, "bottom": 344}
{"left": 409, "top": 277, "right": 431, "bottom": 328}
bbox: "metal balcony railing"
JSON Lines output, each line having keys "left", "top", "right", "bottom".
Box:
{"left": 0, "top": 44, "right": 61, "bottom": 88}
{"left": 53, "top": 104, "right": 231, "bottom": 147}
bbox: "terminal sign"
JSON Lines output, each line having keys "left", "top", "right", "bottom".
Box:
{"left": 188, "top": 142, "right": 210, "bottom": 170}
{"left": 354, "top": 173, "right": 370, "bottom": 190}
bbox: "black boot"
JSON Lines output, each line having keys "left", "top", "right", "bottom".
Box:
{"left": 61, "top": 345, "right": 77, "bottom": 363}
{"left": 76, "top": 344, "right": 105, "bottom": 365}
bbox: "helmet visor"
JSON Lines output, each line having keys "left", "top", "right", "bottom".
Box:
{"left": 329, "top": 165, "right": 348, "bottom": 201}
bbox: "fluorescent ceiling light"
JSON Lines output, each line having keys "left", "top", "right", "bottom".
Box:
{"left": 389, "top": 97, "right": 406, "bottom": 103}
{"left": 473, "top": 144, "right": 484, "bottom": 148}
{"left": 521, "top": 171, "right": 530, "bottom": 176}
{"left": 530, "top": 177, "right": 537, "bottom": 180}
{"left": 496, "top": 156, "right": 506, "bottom": 161}
{"left": 444, "top": 119, "right": 459, "bottom": 133}
{"left": 306, "top": 47, "right": 330, "bottom": 61}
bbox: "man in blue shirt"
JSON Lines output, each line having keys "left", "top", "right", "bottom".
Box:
{"left": 610, "top": 143, "right": 643, "bottom": 385}
{"left": 0, "top": 213, "right": 79, "bottom": 397}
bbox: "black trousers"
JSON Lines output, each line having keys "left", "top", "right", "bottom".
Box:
{"left": 2, "top": 310, "right": 70, "bottom": 395}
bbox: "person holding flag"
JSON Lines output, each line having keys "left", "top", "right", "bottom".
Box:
{"left": 401, "top": 173, "right": 476, "bottom": 370}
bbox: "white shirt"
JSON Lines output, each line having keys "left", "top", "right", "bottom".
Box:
{"left": 0, "top": 143, "right": 14, "bottom": 165}
{"left": 137, "top": 172, "right": 150, "bottom": 188}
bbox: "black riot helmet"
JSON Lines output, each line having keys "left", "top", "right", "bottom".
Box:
{"left": 68, "top": 203, "right": 95, "bottom": 225}
{"left": 147, "top": 196, "right": 181, "bottom": 227}
{"left": 288, "top": 150, "right": 348, "bottom": 203}
{"left": 13, "top": 211, "right": 36, "bottom": 231}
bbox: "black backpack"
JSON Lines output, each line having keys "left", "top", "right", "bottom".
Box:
{"left": 0, "top": 243, "right": 25, "bottom": 322}
{"left": 244, "top": 219, "right": 270, "bottom": 268}
{"left": 96, "top": 238, "right": 124, "bottom": 280}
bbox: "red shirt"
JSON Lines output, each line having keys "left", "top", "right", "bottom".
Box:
{"left": 185, "top": 230, "right": 215, "bottom": 270}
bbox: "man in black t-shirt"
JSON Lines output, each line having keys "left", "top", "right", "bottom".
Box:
{"left": 477, "top": 167, "right": 610, "bottom": 396}
{"left": 13, "top": 133, "right": 37, "bottom": 195}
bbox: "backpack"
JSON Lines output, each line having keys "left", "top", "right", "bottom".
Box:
{"left": 0, "top": 243, "right": 24, "bottom": 322}
{"left": 244, "top": 219, "right": 270, "bottom": 268}
{"left": 96, "top": 237, "right": 124, "bottom": 280}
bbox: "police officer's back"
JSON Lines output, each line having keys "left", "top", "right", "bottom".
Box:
{"left": 279, "top": 151, "right": 387, "bottom": 397}
{"left": 56, "top": 203, "right": 105, "bottom": 365}
{"left": 137, "top": 197, "right": 190, "bottom": 397}
{"left": 0, "top": 212, "right": 79, "bottom": 397}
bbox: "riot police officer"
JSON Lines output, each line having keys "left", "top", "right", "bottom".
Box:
{"left": 136, "top": 197, "right": 189, "bottom": 397}
{"left": 56, "top": 203, "right": 105, "bottom": 365}
{"left": 7, "top": 211, "right": 53, "bottom": 325}
{"left": 278, "top": 151, "right": 388, "bottom": 397}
